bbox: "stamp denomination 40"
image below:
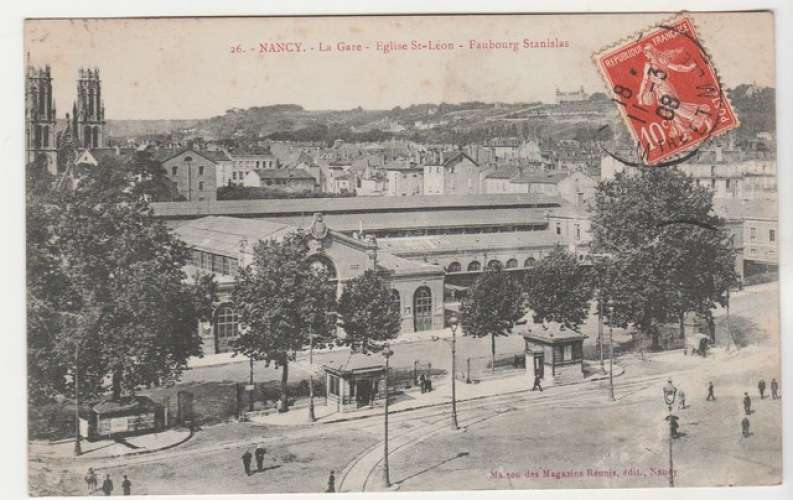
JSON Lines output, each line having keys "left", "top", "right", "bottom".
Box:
{"left": 595, "top": 15, "right": 739, "bottom": 165}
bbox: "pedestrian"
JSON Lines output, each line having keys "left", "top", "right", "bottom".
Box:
{"left": 706, "top": 381, "right": 715, "bottom": 401}
{"left": 242, "top": 449, "right": 253, "bottom": 476}
{"left": 326, "top": 470, "right": 336, "bottom": 493}
{"left": 101, "top": 474, "right": 113, "bottom": 496}
{"left": 743, "top": 392, "right": 752, "bottom": 415}
{"left": 425, "top": 377, "right": 433, "bottom": 392}
{"left": 84, "top": 467, "right": 97, "bottom": 494}
{"left": 419, "top": 374, "right": 426, "bottom": 393}
{"left": 531, "top": 374, "right": 543, "bottom": 392}
{"left": 742, "top": 417, "right": 751, "bottom": 438}
{"left": 771, "top": 378, "right": 779, "bottom": 399}
{"left": 677, "top": 389, "right": 687, "bottom": 410}
{"left": 668, "top": 415, "right": 680, "bottom": 439}
{"left": 122, "top": 475, "right": 131, "bottom": 496}
{"left": 255, "top": 445, "right": 266, "bottom": 472}
{"left": 758, "top": 378, "right": 766, "bottom": 399}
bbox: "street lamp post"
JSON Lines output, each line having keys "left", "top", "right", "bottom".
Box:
{"left": 308, "top": 325, "right": 315, "bottom": 422}
{"left": 74, "top": 341, "right": 81, "bottom": 456}
{"left": 382, "top": 343, "right": 394, "bottom": 488}
{"left": 449, "top": 315, "right": 460, "bottom": 430}
{"left": 248, "top": 356, "right": 255, "bottom": 412}
{"left": 608, "top": 318, "right": 615, "bottom": 402}
{"left": 663, "top": 383, "right": 677, "bottom": 488}
{"left": 598, "top": 298, "right": 605, "bottom": 371}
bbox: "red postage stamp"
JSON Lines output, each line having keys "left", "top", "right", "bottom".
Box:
{"left": 595, "top": 15, "right": 739, "bottom": 165}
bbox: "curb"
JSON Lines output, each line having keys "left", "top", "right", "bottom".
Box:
{"left": 253, "top": 365, "right": 627, "bottom": 427}
{"left": 44, "top": 429, "right": 195, "bottom": 462}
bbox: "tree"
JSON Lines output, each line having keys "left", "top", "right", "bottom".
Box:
{"left": 460, "top": 267, "right": 525, "bottom": 372}
{"left": 336, "top": 268, "right": 401, "bottom": 353}
{"left": 524, "top": 246, "right": 594, "bottom": 331}
{"left": 591, "top": 168, "right": 738, "bottom": 349}
{"left": 27, "top": 158, "right": 216, "bottom": 403}
{"left": 231, "top": 232, "right": 336, "bottom": 412}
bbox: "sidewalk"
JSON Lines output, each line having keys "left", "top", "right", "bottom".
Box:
{"left": 249, "top": 362, "right": 624, "bottom": 427}
{"left": 29, "top": 429, "right": 192, "bottom": 461}
{"left": 187, "top": 326, "right": 456, "bottom": 369}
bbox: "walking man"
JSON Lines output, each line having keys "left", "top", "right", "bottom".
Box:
{"left": 84, "top": 467, "right": 97, "bottom": 494}
{"left": 743, "top": 392, "right": 752, "bottom": 415}
{"left": 419, "top": 374, "right": 426, "bottom": 393}
{"left": 742, "top": 417, "right": 751, "bottom": 437}
{"left": 758, "top": 378, "right": 767, "bottom": 399}
{"left": 677, "top": 389, "right": 687, "bottom": 410}
{"left": 102, "top": 474, "right": 114, "bottom": 496}
{"left": 706, "top": 381, "right": 715, "bottom": 401}
{"left": 242, "top": 449, "right": 253, "bottom": 476}
{"left": 531, "top": 374, "right": 543, "bottom": 392}
{"left": 771, "top": 378, "right": 780, "bottom": 399}
{"left": 255, "top": 445, "right": 266, "bottom": 472}
{"left": 122, "top": 475, "right": 132, "bottom": 496}
{"left": 327, "top": 470, "right": 336, "bottom": 492}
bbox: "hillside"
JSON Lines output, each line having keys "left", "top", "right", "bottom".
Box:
{"left": 104, "top": 85, "right": 775, "bottom": 147}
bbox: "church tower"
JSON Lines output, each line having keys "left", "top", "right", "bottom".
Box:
{"left": 72, "top": 67, "right": 105, "bottom": 150}
{"left": 25, "top": 63, "right": 58, "bottom": 175}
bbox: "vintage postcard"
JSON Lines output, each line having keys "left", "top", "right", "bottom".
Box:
{"left": 25, "top": 11, "right": 780, "bottom": 496}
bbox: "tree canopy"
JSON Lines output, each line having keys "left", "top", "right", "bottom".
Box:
{"left": 523, "top": 246, "right": 594, "bottom": 331}
{"left": 26, "top": 158, "right": 216, "bottom": 404}
{"left": 460, "top": 267, "right": 525, "bottom": 370}
{"left": 231, "top": 232, "right": 336, "bottom": 411}
{"left": 336, "top": 267, "right": 402, "bottom": 353}
{"left": 591, "top": 167, "right": 738, "bottom": 348}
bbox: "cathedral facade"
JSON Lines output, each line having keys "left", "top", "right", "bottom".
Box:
{"left": 25, "top": 64, "right": 106, "bottom": 176}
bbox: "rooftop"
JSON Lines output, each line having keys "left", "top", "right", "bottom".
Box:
{"left": 521, "top": 322, "right": 587, "bottom": 343}
{"left": 255, "top": 168, "right": 315, "bottom": 180}
{"left": 323, "top": 352, "right": 386, "bottom": 374}
{"left": 173, "top": 216, "right": 293, "bottom": 256}
{"left": 376, "top": 230, "right": 567, "bottom": 256}
{"left": 152, "top": 193, "right": 562, "bottom": 219}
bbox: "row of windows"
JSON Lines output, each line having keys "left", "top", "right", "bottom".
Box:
{"left": 234, "top": 160, "right": 275, "bottom": 169}
{"left": 171, "top": 165, "right": 207, "bottom": 177}
{"left": 191, "top": 249, "right": 239, "bottom": 275}
{"left": 554, "top": 222, "right": 582, "bottom": 240}
{"left": 749, "top": 227, "right": 775, "bottom": 242}
{"left": 447, "top": 257, "right": 536, "bottom": 273}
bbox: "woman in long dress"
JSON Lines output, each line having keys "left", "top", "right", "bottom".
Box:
{"left": 637, "top": 45, "right": 713, "bottom": 140}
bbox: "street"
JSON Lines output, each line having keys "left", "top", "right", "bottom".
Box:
{"left": 28, "top": 282, "right": 780, "bottom": 494}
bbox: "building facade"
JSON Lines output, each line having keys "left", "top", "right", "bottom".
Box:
{"left": 72, "top": 67, "right": 106, "bottom": 150}
{"left": 385, "top": 165, "right": 424, "bottom": 196}
{"left": 173, "top": 215, "right": 445, "bottom": 354}
{"left": 158, "top": 148, "right": 218, "bottom": 202}
{"left": 25, "top": 64, "right": 58, "bottom": 174}
{"left": 423, "top": 152, "right": 481, "bottom": 196}
{"left": 242, "top": 168, "right": 317, "bottom": 193}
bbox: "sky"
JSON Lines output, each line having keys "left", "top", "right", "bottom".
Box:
{"left": 24, "top": 12, "right": 775, "bottom": 120}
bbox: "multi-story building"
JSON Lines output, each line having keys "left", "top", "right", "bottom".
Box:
{"left": 227, "top": 147, "right": 279, "bottom": 183}
{"left": 422, "top": 152, "right": 481, "bottom": 196}
{"left": 156, "top": 148, "right": 218, "bottom": 202}
{"left": 242, "top": 168, "right": 317, "bottom": 193}
{"left": 385, "top": 163, "right": 424, "bottom": 196}
{"left": 174, "top": 216, "right": 444, "bottom": 353}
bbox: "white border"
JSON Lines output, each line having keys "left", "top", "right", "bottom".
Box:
{"left": 2, "top": 2, "right": 790, "bottom": 500}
